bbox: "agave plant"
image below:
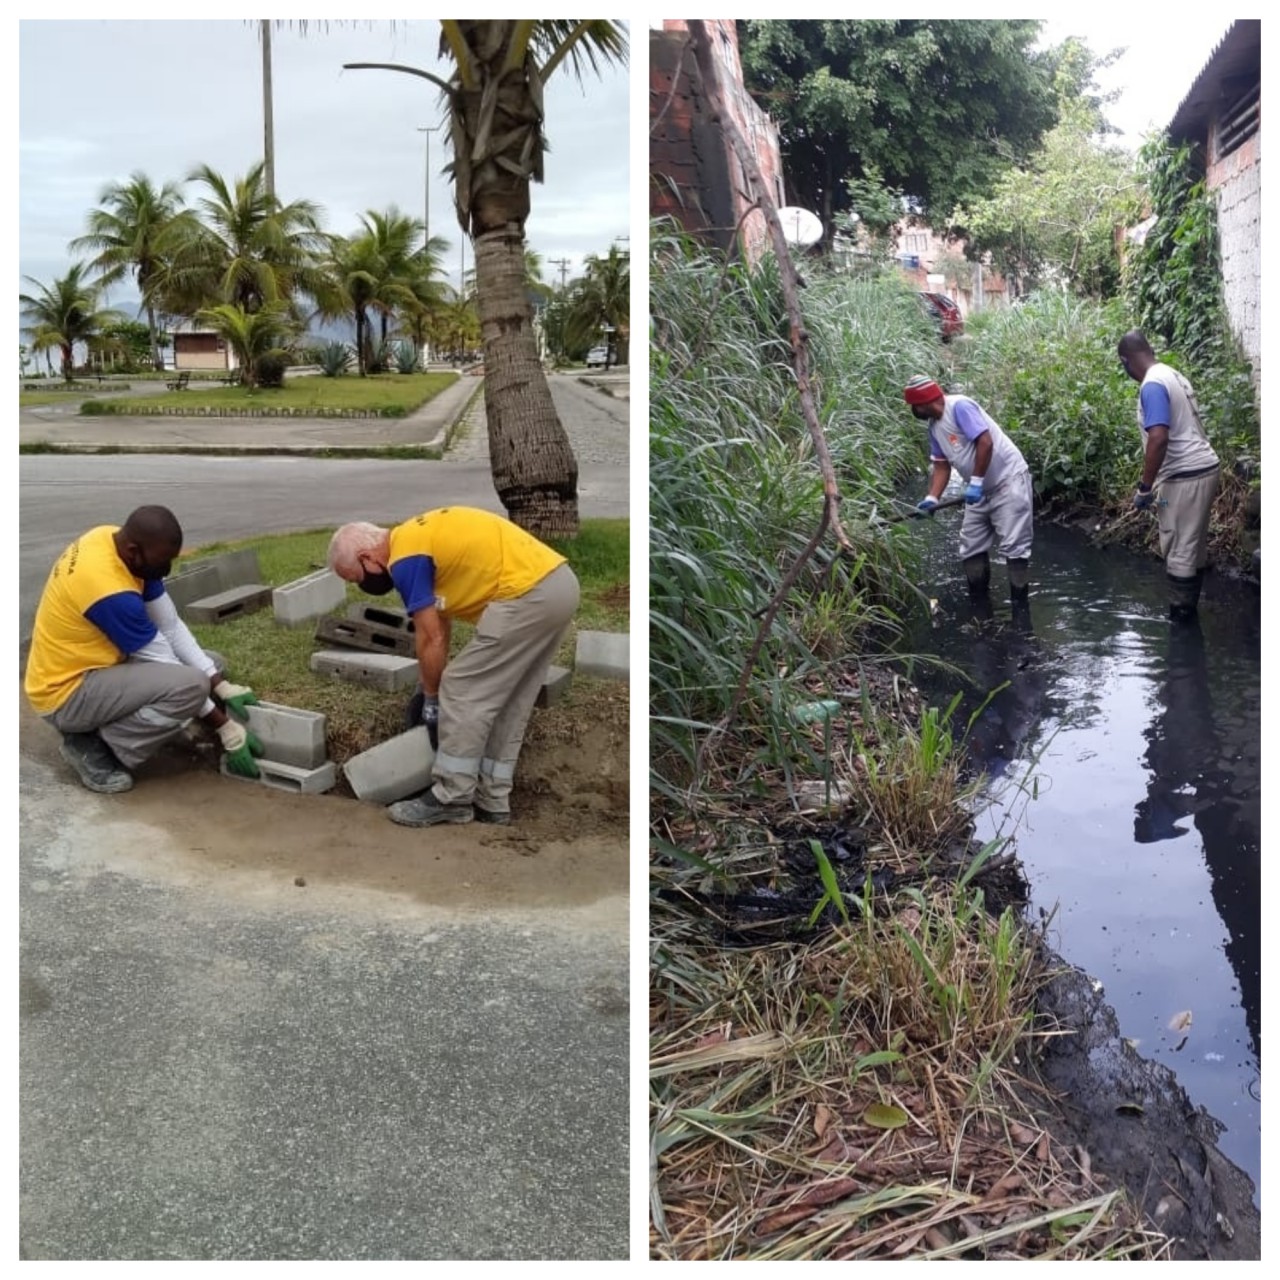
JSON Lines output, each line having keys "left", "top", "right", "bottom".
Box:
{"left": 393, "top": 340, "right": 419, "bottom": 374}
{"left": 318, "top": 341, "right": 354, "bottom": 377}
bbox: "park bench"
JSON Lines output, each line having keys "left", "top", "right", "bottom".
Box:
{"left": 166, "top": 371, "right": 191, "bottom": 391}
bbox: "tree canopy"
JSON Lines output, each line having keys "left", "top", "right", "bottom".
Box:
{"left": 737, "top": 19, "right": 1062, "bottom": 233}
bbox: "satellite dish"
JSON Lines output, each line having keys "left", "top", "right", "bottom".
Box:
{"left": 776, "top": 206, "right": 823, "bottom": 247}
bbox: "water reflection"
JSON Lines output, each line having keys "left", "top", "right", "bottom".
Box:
{"left": 904, "top": 521, "right": 1261, "bottom": 1196}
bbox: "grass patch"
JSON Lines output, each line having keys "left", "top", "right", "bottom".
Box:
{"left": 182, "top": 519, "right": 628, "bottom": 763}
{"left": 84, "top": 371, "right": 460, "bottom": 417}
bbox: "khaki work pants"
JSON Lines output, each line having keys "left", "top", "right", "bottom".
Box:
{"left": 431, "top": 564, "right": 581, "bottom": 813}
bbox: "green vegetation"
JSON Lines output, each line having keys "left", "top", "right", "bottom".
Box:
{"left": 82, "top": 371, "right": 460, "bottom": 417}
{"left": 182, "top": 518, "right": 628, "bottom": 764}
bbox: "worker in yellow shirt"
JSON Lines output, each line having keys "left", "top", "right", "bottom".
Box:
{"left": 328, "top": 507, "right": 580, "bottom": 827}
{"left": 24, "top": 505, "right": 263, "bottom": 793}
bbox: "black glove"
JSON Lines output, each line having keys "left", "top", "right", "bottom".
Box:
{"left": 420, "top": 693, "right": 440, "bottom": 751}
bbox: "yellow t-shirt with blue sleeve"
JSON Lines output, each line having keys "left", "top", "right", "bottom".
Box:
{"left": 386, "top": 507, "right": 566, "bottom": 624}
{"left": 24, "top": 525, "right": 164, "bottom": 714}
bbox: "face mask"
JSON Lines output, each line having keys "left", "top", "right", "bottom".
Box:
{"left": 138, "top": 560, "right": 172, "bottom": 582}
{"left": 360, "top": 570, "right": 396, "bottom": 596}
{"left": 911, "top": 406, "right": 932, "bottom": 421}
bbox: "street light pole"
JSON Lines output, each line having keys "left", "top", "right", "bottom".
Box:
{"left": 416, "top": 124, "right": 443, "bottom": 252}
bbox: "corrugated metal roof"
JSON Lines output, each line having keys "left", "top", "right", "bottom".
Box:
{"left": 1168, "top": 19, "right": 1261, "bottom": 140}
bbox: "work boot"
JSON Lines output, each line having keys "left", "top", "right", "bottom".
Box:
{"left": 473, "top": 807, "right": 511, "bottom": 826}
{"left": 1167, "top": 572, "right": 1201, "bottom": 623}
{"left": 386, "top": 789, "right": 473, "bottom": 827}
{"left": 59, "top": 731, "right": 134, "bottom": 794}
{"left": 962, "top": 553, "right": 991, "bottom": 596}
{"left": 1008, "top": 557, "right": 1031, "bottom": 601}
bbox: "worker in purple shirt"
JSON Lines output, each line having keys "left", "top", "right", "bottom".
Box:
{"left": 1117, "top": 330, "right": 1221, "bottom": 622}
{"left": 903, "top": 375, "right": 1034, "bottom": 600}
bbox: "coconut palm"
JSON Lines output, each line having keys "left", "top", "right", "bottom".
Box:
{"left": 194, "top": 301, "right": 295, "bottom": 388}
{"left": 357, "top": 207, "right": 450, "bottom": 350}
{"left": 317, "top": 230, "right": 419, "bottom": 376}
{"left": 157, "top": 161, "right": 329, "bottom": 321}
{"left": 565, "top": 245, "right": 629, "bottom": 367}
{"left": 19, "top": 264, "right": 121, "bottom": 382}
{"left": 69, "top": 172, "right": 186, "bottom": 372}
{"left": 344, "top": 19, "right": 628, "bottom": 536}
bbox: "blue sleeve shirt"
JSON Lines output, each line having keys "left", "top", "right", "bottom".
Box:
{"left": 390, "top": 555, "right": 438, "bottom": 615}
{"left": 83, "top": 578, "right": 164, "bottom": 655}
{"left": 1139, "top": 380, "right": 1172, "bottom": 430}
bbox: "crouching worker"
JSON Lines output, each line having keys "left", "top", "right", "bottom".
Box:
{"left": 904, "top": 374, "right": 1035, "bottom": 601}
{"left": 328, "top": 507, "right": 580, "bottom": 827}
{"left": 24, "top": 505, "right": 264, "bottom": 793}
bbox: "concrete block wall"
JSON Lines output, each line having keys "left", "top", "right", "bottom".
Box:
{"left": 1213, "top": 145, "right": 1261, "bottom": 385}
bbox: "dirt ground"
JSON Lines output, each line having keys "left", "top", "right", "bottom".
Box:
{"left": 19, "top": 683, "right": 629, "bottom": 917}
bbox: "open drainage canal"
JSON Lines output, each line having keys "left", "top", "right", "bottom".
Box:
{"left": 900, "top": 515, "right": 1260, "bottom": 1202}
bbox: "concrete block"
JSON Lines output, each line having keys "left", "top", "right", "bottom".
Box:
{"left": 220, "top": 756, "right": 337, "bottom": 794}
{"left": 348, "top": 602, "right": 415, "bottom": 634}
{"left": 185, "top": 584, "right": 274, "bottom": 624}
{"left": 310, "top": 649, "right": 420, "bottom": 692}
{"left": 273, "top": 568, "right": 347, "bottom": 629}
{"left": 165, "top": 563, "right": 223, "bottom": 615}
{"left": 243, "top": 701, "right": 328, "bottom": 770}
{"left": 205, "top": 548, "right": 263, "bottom": 592}
{"left": 535, "top": 665, "right": 573, "bottom": 708}
{"left": 316, "top": 614, "right": 415, "bottom": 658}
{"left": 343, "top": 726, "right": 435, "bottom": 804}
{"left": 575, "top": 630, "right": 629, "bottom": 681}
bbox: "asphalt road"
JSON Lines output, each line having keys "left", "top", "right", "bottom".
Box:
{"left": 18, "top": 382, "right": 634, "bottom": 1261}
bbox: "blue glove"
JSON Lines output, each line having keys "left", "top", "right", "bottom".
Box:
{"left": 964, "top": 478, "right": 985, "bottom": 505}
{"left": 1133, "top": 485, "right": 1155, "bottom": 510}
{"left": 420, "top": 693, "right": 440, "bottom": 750}
{"left": 916, "top": 496, "right": 939, "bottom": 515}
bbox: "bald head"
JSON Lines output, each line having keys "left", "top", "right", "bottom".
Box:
{"left": 327, "top": 522, "right": 390, "bottom": 582}
{"left": 116, "top": 505, "right": 182, "bottom": 582}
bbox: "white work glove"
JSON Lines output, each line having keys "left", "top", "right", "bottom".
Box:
{"left": 216, "top": 719, "right": 264, "bottom": 778}
{"left": 214, "top": 679, "right": 259, "bottom": 720}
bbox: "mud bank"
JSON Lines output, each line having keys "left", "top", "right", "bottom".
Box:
{"left": 1023, "top": 956, "right": 1260, "bottom": 1260}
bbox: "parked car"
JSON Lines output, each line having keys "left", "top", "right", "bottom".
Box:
{"left": 918, "top": 292, "right": 964, "bottom": 342}
{"left": 585, "top": 345, "right": 609, "bottom": 368}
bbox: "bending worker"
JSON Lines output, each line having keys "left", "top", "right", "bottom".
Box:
{"left": 904, "top": 374, "right": 1034, "bottom": 600}
{"left": 1117, "top": 330, "right": 1221, "bottom": 622}
{"left": 24, "top": 505, "right": 263, "bottom": 794}
{"left": 327, "top": 506, "right": 580, "bottom": 828}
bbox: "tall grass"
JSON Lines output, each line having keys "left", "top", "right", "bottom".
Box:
{"left": 650, "top": 225, "right": 950, "bottom": 807}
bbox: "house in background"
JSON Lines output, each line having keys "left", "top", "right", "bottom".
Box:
{"left": 1167, "top": 18, "right": 1261, "bottom": 388}
{"left": 170, "top": 321, "right": 238, "bottom": 373}
{"left": 884, "top": 223, "right": 1010, "bottom": 318}
{"left": 650, "top": 20, "right": 785, "bottom": 264}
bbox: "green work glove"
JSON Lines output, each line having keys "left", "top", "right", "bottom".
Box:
{"left": 217, "top": 719, "right": 265, "bottom": 778}
{"left": 214, "top": 679, "right": 259, "bottom": 721}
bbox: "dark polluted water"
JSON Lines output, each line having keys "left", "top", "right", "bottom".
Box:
{"left": 899, "top": 515, "right": 1260, "bottom": 1201}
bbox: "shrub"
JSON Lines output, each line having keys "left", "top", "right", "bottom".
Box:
{"left": 254, "top": 350, "right": 289, "bottom": 389}
{"left": 393, "top": 340, "right": 419, "bottom": 374}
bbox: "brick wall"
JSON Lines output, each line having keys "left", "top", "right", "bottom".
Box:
{"left": 650, "top": 21, "right": 784, "bottom": 263}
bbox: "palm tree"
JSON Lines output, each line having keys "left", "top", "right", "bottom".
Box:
{"left": 69, "top": 172, "right": 185, "bottom": 372}
{"left": 317, "top": 230, "right": 420, "bottom": 376}
{"left": 565, "top": 245, "right": 629, "bottom": 367}
{"left": 194, "top": 301, "right": 295, "bottom": 388}
{"left": 157, "top": 161, "right": 329, "bottom": 322}
{"left": 19, "top": 264, "right": 120, "bottom": 382}
{"left": 344, "top": 19, "right": 629, "bottom": 536}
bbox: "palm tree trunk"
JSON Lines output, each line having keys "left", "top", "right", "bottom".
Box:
{"left": 473, "top": 226, "right": 578, "bottom": 536}
{"left": 146, "top": 303, "right": 162, "bottom": 371}
{"left": 61, "top": 343, "right": 73, "bottom": 383}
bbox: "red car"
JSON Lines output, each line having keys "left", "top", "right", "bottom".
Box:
{"left": 918, "top": 292, "right": 964, "bottom": 342}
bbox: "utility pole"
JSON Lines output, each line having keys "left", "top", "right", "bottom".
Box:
{"left": 261, "top": 20, "right": 275, "bottom": 201}
{"left": 549, "top": 257, "right": 571, "bottom": 293}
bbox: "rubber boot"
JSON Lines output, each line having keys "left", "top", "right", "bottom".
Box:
{"left": 1167, "top": 572, "right": 1201, "bottom": 623}
{"left": 1008, "top": 557, "right": 1031, "bottom": 602}
{"left": 962, "top": 552, "right": 991, "bottom": 597}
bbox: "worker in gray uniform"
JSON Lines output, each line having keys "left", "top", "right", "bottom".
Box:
{"left": 1117, "top": 330, "right": 1221, "bottom": 622}
{"left": 903, "top": 375, "right": 1034, "bottom": 600}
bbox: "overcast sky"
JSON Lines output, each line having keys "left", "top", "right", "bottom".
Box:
{"left": 1035, "top": 15, "right": 1237, "bottom": 149}
{"left": 18, "top": 19, "right": 630, "bottom": 320}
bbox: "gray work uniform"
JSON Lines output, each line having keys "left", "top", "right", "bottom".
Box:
{"left": 929, "top": 395, "right": 1034, "bottom": 562}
